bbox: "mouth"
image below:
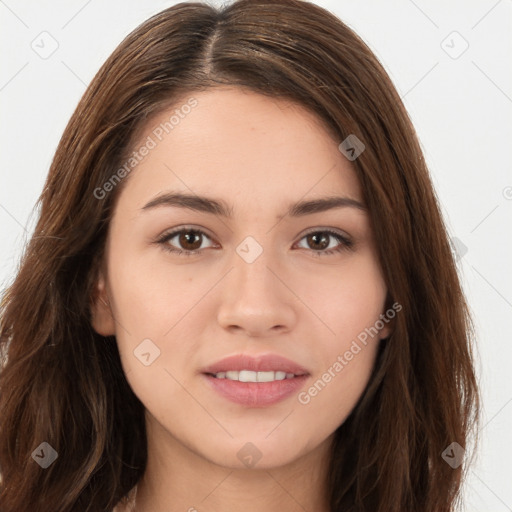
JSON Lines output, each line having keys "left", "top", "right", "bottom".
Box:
{"left": 201, "top": 354, "right": 310, "bottom": 407}
{"left": 208, "top": 370, "right": 300, "bottom": 382}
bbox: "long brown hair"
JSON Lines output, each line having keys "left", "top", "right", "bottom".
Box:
{"left": 0, "top": 1, "right": 479, "bottom": 510}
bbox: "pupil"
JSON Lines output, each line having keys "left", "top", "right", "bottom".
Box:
{"left": 179, "top": 231, "right": 201, "bottom": 250}
{"left": 308, "top": 233, "right": 328, "bottom": 250}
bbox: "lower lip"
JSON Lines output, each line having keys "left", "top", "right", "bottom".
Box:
{"left": 203, "top": 374, "right": 309, "bottom": 407}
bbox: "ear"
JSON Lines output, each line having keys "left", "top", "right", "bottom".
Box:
{"left": 379, "top": 320, "right": 392, "bottom": 340}
{"left": 378, "top": 296, "right": 400, "bottom": 340}
{"left": 90, "top": 271, "right": 116, "bottom": 336}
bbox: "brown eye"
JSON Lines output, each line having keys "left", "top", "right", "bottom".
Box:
{"left": 296, "top": 230, "right": 353, "bottom": 255}
{"left": 178, "top": 230, "right": 203, "bottom": 250}
{"left": 305, "top": 233, "right": 330, "bottom": 250}
{"left": 158, "top": 228, "right": 216, "bottom": 255}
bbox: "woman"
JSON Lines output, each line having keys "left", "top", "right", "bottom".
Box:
{"left": 0, "top": 1, "right": 479, "bottom": 511}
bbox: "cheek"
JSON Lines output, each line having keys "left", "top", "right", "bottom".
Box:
{"left": 297, "top": 251, "right": 387, "bottom": 341}
{"left": 294, "top": 251, "right": 386, "bottom": 409}
{"left": 106, "top": 245, "right": 205, "bottom": 340}
{"left": 296, "top": 342, "right": 378, "bottom": 440}
{"left": 105, "top": 242, "right": 222, "bottom": 404}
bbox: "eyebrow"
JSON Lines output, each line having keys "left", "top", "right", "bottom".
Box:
{"left": 141, "top": 192, "right": 366, "bottom": 217}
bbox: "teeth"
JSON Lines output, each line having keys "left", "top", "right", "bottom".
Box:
{"left": 214, "top": 370, "right": 297, "bottom": 382}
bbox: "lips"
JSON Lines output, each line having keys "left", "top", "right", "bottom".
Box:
{"left": 201, "top": 354, "right": 310, "bottom": 407}
{"left": 202, "top": 353, "right": 309, "bottom": 376}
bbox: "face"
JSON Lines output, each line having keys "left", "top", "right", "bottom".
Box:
{"left": 92, "top": 86, "right": 390, "bottom": 470}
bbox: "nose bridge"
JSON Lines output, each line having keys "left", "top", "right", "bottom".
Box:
{"left": 235, "top": 231, "right": 266, "bottom": 262}
{"left": 231, "top": 234, "right": 281, "bottom": 301}
{"left": 216, "top": 234, "right": 296, "bottom": 335}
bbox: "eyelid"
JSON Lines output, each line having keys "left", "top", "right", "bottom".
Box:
{"left": 157, "top": 224, "right": 216, "bottom": 240}
{"left": 293, "top": 227, "right": 354, "bottom": 252}
{"left": 155, "top": 225, "right": 218, "bottom": 248}
{"left": 298, "top": 226, "right": 351, "bottom": 239}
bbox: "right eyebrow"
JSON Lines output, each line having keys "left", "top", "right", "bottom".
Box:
{"left": 141, "top": 192, "right": 233, "bottom": 217}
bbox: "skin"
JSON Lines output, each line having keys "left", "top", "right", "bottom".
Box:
{"left": 91, "top": 87, "right": 390, "bottom": 512}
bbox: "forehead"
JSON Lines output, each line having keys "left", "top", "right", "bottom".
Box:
{"left": 116, "top": 87, "right": 362, "bottom": 212}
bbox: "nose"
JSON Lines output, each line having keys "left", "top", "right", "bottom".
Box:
{"left": 216, "top": 247, "right": 297, "bottom": 338}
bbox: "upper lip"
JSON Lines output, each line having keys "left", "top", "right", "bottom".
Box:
{"left": 202, "top": 354, "right": 309, "bottom": 376}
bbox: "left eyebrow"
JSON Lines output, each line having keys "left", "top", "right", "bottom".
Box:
{"left": 288, "top": 196, "right": 366, "bottom": 216}
{"left": 140, "top": 192, "right": 366, "bottom": 217}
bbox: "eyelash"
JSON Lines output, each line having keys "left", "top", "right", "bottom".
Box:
{"left": 155, "top": 227, "right": 354, "bottom": 257}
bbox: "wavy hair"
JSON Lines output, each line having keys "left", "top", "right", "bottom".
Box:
{"left": 0, "top": 1, "right": 479, "bottom": 510}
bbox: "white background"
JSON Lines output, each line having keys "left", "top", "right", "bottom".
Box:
{"left": 1, "top": 1, "right": 511, "bottom": 509}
